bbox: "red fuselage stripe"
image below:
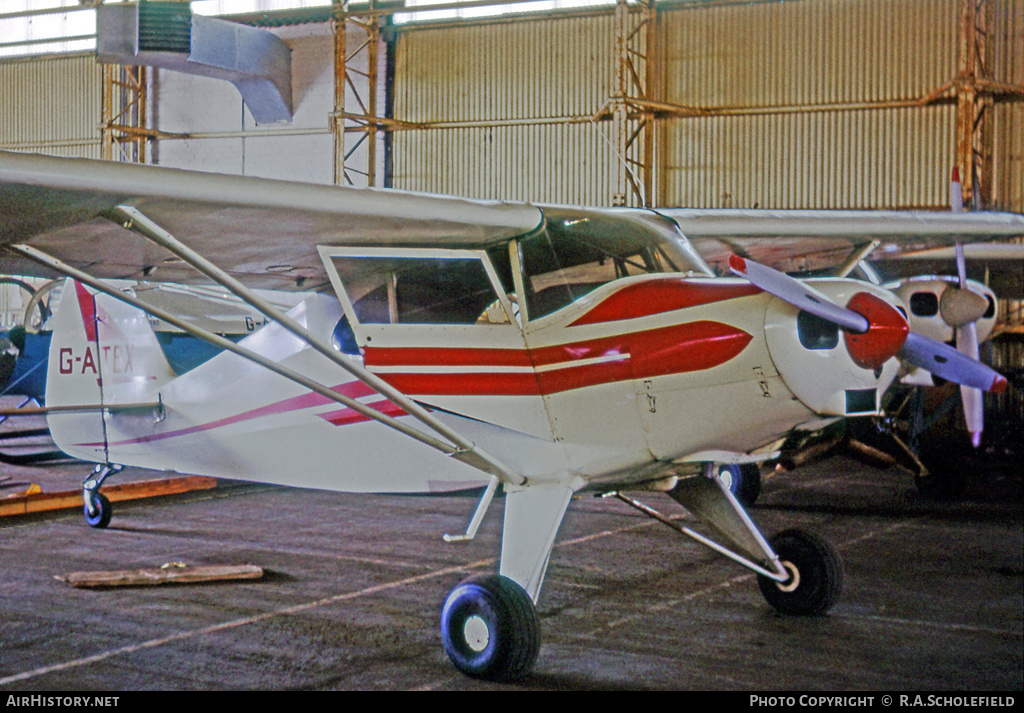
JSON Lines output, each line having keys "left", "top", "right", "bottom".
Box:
{"left": 365, "top": 321, "right": 752, "bottom": 396}
{"left": 82, "top": 280, "right": 758, "bottom": 446}
{"left": 568, "top": 280, "right": 762, "bottom": 326}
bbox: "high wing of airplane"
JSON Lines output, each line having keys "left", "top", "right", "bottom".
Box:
{"left": 1, "top": 149, "right": 1022, "bottom": 682}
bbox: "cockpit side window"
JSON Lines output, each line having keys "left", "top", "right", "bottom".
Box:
{"left": 518, "top": 223, "right": 677, "bottom": 320}
{"left": 331, "top": 255, "right": 503, "bottom": 325}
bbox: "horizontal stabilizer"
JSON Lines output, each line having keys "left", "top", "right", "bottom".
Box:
{"left": 0, "top": 402, "right": 162, "bottom": 417}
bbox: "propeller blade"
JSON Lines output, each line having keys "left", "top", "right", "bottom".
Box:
{"left": 957, "top": 321, "right": 984, "bottom": 446}
{"left": 952, "top": 167, "right": 985, "bottom": 446}
{"left": 961, "top": 381, "right": 985, "bottom": 447}
{"left": 728, "top": 255, "right": 869, "bottom": 333}
{"left": 899, "top": 332, "right": 1007, "bottom": 394}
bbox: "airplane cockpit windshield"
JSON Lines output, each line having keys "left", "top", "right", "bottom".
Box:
{"left": 322, "top": 208, "right": 702, "bottom": 338}
{"left": 517, "top": 211, "right": 682, "bottom": 320}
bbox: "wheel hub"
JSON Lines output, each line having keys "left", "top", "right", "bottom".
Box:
{"left": 776, "top": 560, "right": 801, "bottom": 592}
{"left": 463, "top": 615, "right": 491, "bottom": 652}
{"left": 717, "top": 465, "right": 735, "bottom": 491}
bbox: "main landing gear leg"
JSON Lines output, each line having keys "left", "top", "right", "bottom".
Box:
{"left": 441, "top": 483, "right": 572, "bottom": 682}
{"left": 82, "top": 463, "right": 123, "bottom": 529}
{"left": 613, "top": 464, "right": 843, "bottom": 617}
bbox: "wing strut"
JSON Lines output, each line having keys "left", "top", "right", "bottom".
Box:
{"left": 106, "top": 205, "right": 522, "bottom": 485}
{"left": 834, "top": 239, "right": 881, "bottom": 279}
{"left": 11, "top": 240, "right": 523, "bottom": 487}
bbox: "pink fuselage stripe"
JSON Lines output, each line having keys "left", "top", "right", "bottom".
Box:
{"left": 80, "top": 380, "right": 380, "bottom": 447}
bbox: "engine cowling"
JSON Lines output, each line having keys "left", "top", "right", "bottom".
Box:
{"left": 763, "top": 279, "right": 905, "bottom": 417}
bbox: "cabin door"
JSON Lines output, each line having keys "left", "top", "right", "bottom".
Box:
{"left": 319, "top": 246, "right": 553, "bottom": 440}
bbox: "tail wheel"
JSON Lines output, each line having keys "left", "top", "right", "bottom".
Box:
{"left": 758, "top": 529, "right": 842, "bottom": 616}
{"left": 441, "top": 574, "right": 540, "bottom": 682}
{"left": 84, "top": 492, "right": 113, "bottom": 529}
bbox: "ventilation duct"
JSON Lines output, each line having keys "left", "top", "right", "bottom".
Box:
{"left": 97, "top": 1, "right": 293, "bottom": 125}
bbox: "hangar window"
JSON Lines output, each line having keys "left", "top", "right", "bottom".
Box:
{"left": 0, "top": 4, "right": 97, "bottom": 59}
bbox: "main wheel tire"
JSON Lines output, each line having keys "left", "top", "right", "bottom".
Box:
{"left": 717, "top": 463, "right": 762, "bottom": 507}
{"left": 441, "top": 574, "right": 540, "bottom": 682}
{"left": 758, "top": 528, "right": 842, "bottom": 616}
{"left": 84, "top": 492, "right": 112, "bottom": 529}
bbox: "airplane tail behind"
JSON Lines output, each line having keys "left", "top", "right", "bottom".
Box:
{"left": 46, "top": 280, "right": 176, "bottom": 461}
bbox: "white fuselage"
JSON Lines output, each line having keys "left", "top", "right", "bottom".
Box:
{"left": 45, "top": 273, "right": 902, "bottom": 494}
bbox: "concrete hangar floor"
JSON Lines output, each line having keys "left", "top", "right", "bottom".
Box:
{"left": 0, "top": 443, "right": 1020, "bottom": 691}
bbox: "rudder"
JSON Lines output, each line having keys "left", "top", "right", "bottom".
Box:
{"left": 46, "top": 280, "right": 176, "bottom": 461}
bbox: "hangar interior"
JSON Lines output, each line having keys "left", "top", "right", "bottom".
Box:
{"left": 1, "top": 0, "right": 1021, "bottom": 445}
{"left": 3, "top": 0, "right": 1022, "bottom": 208}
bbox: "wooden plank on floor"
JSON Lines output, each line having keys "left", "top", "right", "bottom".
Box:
{"left": 57, "top": 563, "right": 264, "bottom": 588}
{"left": 0, "top": 476, "right": 218, "bottom": 517}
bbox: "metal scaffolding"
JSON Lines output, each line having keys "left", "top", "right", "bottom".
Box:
{"left": 333, "top": 0, "right": 378, "bottom": 186}
{"left": 100, "top": 64, "right": 150, "bottom": 163}
{"left": 956, "top": 0, "right": 1001, "bottom": 209}
{"left": 611, "top": 0, "right": 657, "bottom": 207}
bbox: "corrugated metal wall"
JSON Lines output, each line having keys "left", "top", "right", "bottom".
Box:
{"left": 991, "top": 0, "right": 1024, "bottom": 211}
{"left": 392, "top": 11, "right": 621, "bottom": 204}
{"left": 0, "top": 53, "right": 102, "bottom": 158}
{"left": 658, "top": 0, "right": 958, "bottom": 209}
{"left": 396, "top": 122, "right": 621, "bottom": 205}
{"left": 1, "top": 1, "right": 1020, "bottom": 210}
{"left": 661, "top": 0, "right": 955, "bottom": 109}
{"left": 662, "top": 107, "right": 956, "bottom": 209}
{"left": 392, "top": 0, "right": 1023, "bottom": 211}
{"left": 395, "top": 13, "right": 615, "bottom": 124}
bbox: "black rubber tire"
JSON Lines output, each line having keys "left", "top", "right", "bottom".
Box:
{"left": 84, "top": 492, "right": 112, "bottom": 529}
{"left": 717, "top": 463, "right": 762, "bottom": 507}
{"left": 736, "top": 463, "right": 762, "bottom": 506}
{"left": 758, "top": 529, "right": 842, "bottom": 616}
{"left": 440, "top": 573, "right": 540, "bottom": 682}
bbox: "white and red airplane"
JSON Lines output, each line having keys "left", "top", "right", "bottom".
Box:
{"left": 1, "top": 150, "right": 1021, "bottom": 681}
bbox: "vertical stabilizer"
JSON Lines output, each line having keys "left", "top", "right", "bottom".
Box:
{"left": 46, "top": 280, "right": 176, "bottom": 461}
